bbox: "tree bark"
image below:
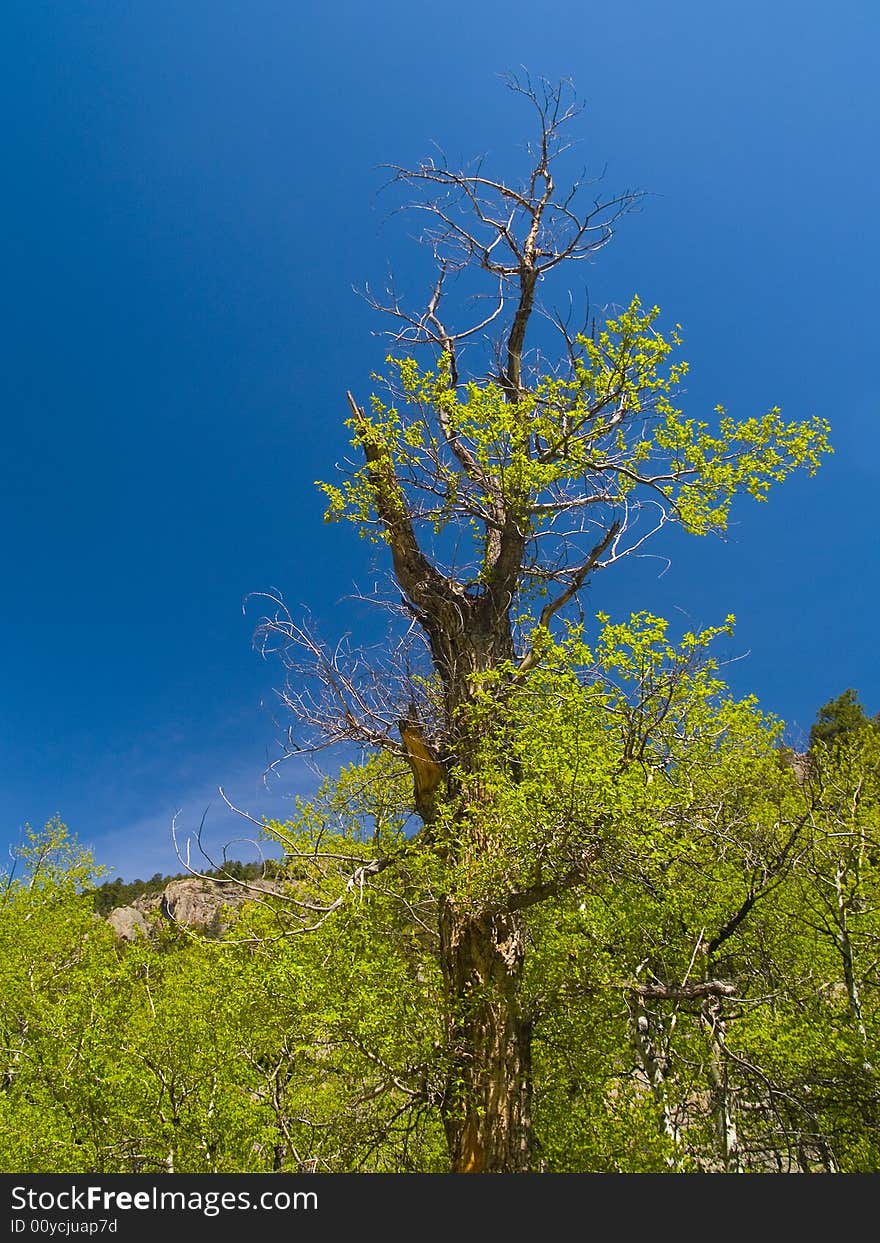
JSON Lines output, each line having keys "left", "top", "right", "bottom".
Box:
{"left": 438, "top": 898, "right": 533, "bottom": 1172}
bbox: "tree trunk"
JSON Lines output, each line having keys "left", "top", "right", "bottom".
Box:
{"left": 438, "top": 897, "right": 533, "bottom": 1172}
{"left": 370, "top": 464, "right": 534, "bottom": 1170}
{"left": 420, "top": 605, "right": 536, "bottom": 1172}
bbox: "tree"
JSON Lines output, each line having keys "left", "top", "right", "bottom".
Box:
{"left": 248, "top": 74, "right": 831, "bottom": 1172}
{"left": 243, "top": 621, "right": 880, "bottom": 1172}
{"left": 809, "top": 688, "right": 878, "bottom": 753}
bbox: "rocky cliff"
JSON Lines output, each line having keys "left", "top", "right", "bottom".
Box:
{"left": 107, "top": 875, "right": 284, "bottom": 940}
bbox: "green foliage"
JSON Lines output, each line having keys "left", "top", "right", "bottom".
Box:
{"left": 4, "top": 666, "right": 880, "bottom": 1171}
{"left": 0, "top": 811, "right": 447, "bottom": 1173}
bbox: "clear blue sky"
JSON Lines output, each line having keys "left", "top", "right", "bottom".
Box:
{"left": 3, "top": 1, "right": 877, "bottom": 880}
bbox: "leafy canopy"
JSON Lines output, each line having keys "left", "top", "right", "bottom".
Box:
{"left": 320, "top": 297, "right": 830, "bottom": 588}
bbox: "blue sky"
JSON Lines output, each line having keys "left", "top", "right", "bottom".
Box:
{"left": 3, "top": 1, "right": 877, "bottom": 880}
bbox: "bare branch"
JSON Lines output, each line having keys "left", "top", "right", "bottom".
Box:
{"left": 517, "top": 521, "right": 620, "bottom": 675}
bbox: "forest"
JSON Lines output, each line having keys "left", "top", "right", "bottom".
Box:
{"left": 1, "top": 688, "right": 879, "bottom": 1174}
{"left": 3, "top": 77, "right": 875, "bottom": 1175}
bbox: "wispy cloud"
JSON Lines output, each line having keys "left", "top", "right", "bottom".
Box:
{"left": 86, "top": 755, "right": 318, "bottom": 882}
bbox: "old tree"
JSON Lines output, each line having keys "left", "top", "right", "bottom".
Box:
{"left": 249, "top": 78, "right": 831, "bottom": 1172}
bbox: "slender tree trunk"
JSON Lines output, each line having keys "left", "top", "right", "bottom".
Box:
{"left": 703, "top": 997, "right": 740, "bottom": 1173}
{"left": 627, "top": 994, "right": 682, "bottom": 1166}
{"left": 834, "top": 860, "right": 868, "bottom": 1048}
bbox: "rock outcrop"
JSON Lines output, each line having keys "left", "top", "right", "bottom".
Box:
{"left": 107, "top": 875, "right": 283, "bottom": 938}
{"left": 107, "top": 905, "right": 150, "bottom": 942}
